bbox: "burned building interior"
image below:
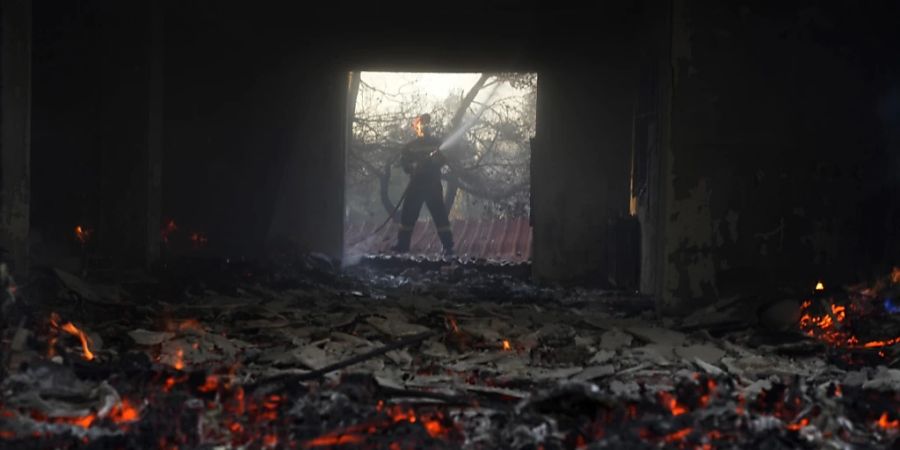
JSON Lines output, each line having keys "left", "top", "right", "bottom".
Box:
{"left": 2, "top": 0, "right": 900, "bottom": 448}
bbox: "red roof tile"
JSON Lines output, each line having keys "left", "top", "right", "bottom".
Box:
{"left": 345, "top": 218, "right": 532, "bottom": 261}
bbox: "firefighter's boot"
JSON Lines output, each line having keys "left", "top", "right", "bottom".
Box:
{"left": 438, "top": 228, "right": 454, "bottom": 257}
{"left": 392, "top": 227, "right": 413, "bottom": 253}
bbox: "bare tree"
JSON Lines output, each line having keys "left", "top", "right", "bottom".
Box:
{"left": 346, "top": 73, "right": 536, "bottom": 222}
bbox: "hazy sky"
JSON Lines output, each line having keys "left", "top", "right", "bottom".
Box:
{"left": 358, "top": 71, "right": 524, "bottom": 113}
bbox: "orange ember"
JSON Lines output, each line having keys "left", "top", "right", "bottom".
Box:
{"left": 876, "top": 412, "right": 900, "bottom": 430}
{"left": 161, "top": 219, "right": 178, "bottom": 244}
{"left": 190, "top": 232, "right": 208, "bottom": 248}
{"left": 815, "top": 281, "right": 825, "bottom": 291}
{"left": 424, "top": 419, "right": 444, "bottom": 438}
{"left": 658, "top": 391, "right": 687, "bottom": 416}
{"left": 228, "top": 421, "right": 244, "bottom": 434}
{"left": 697, "top": 378, "right": 717, "bottom": 408}
{"left": 786, "top": 417, "right": 810, "bottom": 431}
{"left": 575, "top": 435, "right": 588, "bottom": 449}
{"left": 174, "top": 348, "right": 185, "bottom": 370}
{"left": 305, "top": 404, "right": 453, "bottom": 448}
{"left": 174, "top": 318, "right": 204, "bottom": 332}
{"left": 305, "top": 433, "right": 365, "bottom": 447}
{"left": 60, "top": 323, "right": 95, "bottom": 361}
{"left": 74, "top": 226, "right": 92, "bottom": 245}
{"left": 163, "top": 375, "right": 187, "bottom": 392}
{"left": 198, "top": 375, "right": 219, "bottom": 393}
{"left": 110, "top": 399, "right": 140, "bottom": 423}
{"left": 502, "top": 340, "right": 511, "bottom": 351}
{"left": 830, "top": 304, "right": 846, "bottom": 322}
{"left": 861, "top": 337, "right": 900, "bottom": 348}
{"left": 891, "top": 267, "right": 900, "bottom": 285}
{"left": 445, "top": 315, "right": 459, "bottom": 333}
{"left": 663, "top": 427, "right": 692, "bottom": 443}
{"left": 800, "top": 298, "right": 900, "bottom": 349}
{"left": 50, "top": 316, "right": 95, "bottom": 361}
{"left": 68, "top": 414, "right": 97, "bottom": 429}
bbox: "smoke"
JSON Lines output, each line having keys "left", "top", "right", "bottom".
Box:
{"left": 439, "top": 82, "right": 502, "bottom": 151}
{"left": 342, "top": 233, "right": 385, "bottom": 268}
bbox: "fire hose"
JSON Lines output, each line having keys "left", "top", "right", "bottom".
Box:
{"left": 346, "top": 150, "right": 443, "bottom": 247}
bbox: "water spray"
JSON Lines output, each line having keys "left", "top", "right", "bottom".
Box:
{"left": 439, "top": 81, "right": 502, "bottom": 151}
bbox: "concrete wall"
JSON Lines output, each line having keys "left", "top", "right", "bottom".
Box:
{"left": 160, "top": 2, "right": 643, "bottom": 274}
{"left": 0, "top": 0, "right": 31, "bottom": 276}
{"left": 23, "top": 1, "right": 900, "bottom": 302}
{"left": 25, "top": 1, "right": 646, "bottom": 283}
{"left": 30, "top": 1, "right": 161, "bottom": 270}
{"left": 532, "top": 64, "right": 635, "bottom": 283}
{"left": 658, "top": 1, "right": 900, "bottom": 309}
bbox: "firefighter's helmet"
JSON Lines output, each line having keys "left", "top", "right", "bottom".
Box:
{"left": 412, "top": 114, "right": 431, "bottom": 137}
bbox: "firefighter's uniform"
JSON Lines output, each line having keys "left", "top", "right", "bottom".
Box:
{"left": 393, "top": 134, "right": 455, "bottom": 255}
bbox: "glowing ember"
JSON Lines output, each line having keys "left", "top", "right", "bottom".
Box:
{"left": 160, "top": 219, "right": 178, "bottom": 244}
{"left": 891, "top": 267, "right": 900, "bottom": 285}
{"left": 74, "top": 225, "right": 93, "bottom": 245}
{"left": 172, "top": 348, "right": 185, "bottom": 370}
{"left": 198, "top": 375, "right": 219, "bottom": 393}
{"left": 786, "top": 417, "right": 810, "bottom": 431}
{"left": 860, "top": 337, "right": 900, "bottom": 348}
{"left": 65, "top": 414, "right": 97, "bottom": 429}
{"left": 60, "top": 323, "right": 95, "bottom": 361}
{"left": 263, "top": 434, "right": 278, "bottom": 447}
{"left": 424, "top": 419, "right": 444, "bottom": 438}
{"left": 190, "top": 232, "right": 208, "bottom": 249}
{"left": 799, "top": 287, "right": 900, "bottom": 350}
{"left": 697, "top": 378, "right": 717, "bottom": 407}
{"left": 49, "top": 313, "right": 95, "bottom": 361}
{"left": 502, "top": 340, "right": 511, "bottom": 351}
{"left": 876, "top": 412, "right": 900, "bottom": 430}
{"left": 815, "top": 281, "right": 825, "bottom": 291}
{"left": 445, "top": 315, "right": 459, "bottom": 333}
{"left": 23, "top": 399, "right": 136, "bottom": 432}
{"left": 174, "top": 318, "right": 204, "bottom": 333}
{"left": 109, "top": 399, "right": 140, "bottom": 423}
{"left": 658, "top": 391, "right": 687, "bottom": 416}
{"left": 305, "top": 433, "right": 365, "bottom": 447}
{"left": 163, "top": 375, "right": 187, "bottom": 392}
{"left": 663, "top": 427, "right": 692, "bottom": 443}
{"left": 304, "top": 404, "right": 454, "bottom": 448}
{"left": 830, "top": 303, "right": 846, "bottom": 322}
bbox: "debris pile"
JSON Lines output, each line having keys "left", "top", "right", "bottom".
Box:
{"left": 0, "top": 255, "right": 897, "bottom": 448}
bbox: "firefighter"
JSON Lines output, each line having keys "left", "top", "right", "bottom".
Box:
{"left": 392, "top": 113, "right": 455, "bottom": 255}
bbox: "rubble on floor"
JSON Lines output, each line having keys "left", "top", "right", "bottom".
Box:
{"left": 0, "top": 255, "right": 898, "bottom": 449}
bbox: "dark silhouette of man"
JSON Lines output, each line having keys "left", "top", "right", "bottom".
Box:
{"left": 392, "top": 113, "right": 454, "bottom": 255}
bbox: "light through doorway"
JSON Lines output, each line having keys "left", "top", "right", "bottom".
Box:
{"left": 343, "top": 71, "right": 537, "bottom": 263}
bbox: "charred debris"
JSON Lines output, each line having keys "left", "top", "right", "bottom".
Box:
{"left": 0, "top": 254, "right": 898, "bottom": 449}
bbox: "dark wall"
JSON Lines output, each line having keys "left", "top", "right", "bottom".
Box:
{"left": 159, "top": 1, "right": 645, "bottom": 270}
{"left": 30, "top": 1, "right": 100, "bottom": 267}
{"left": 34, "top": 1, "right": 900, "bottom": 301}
{"left": 659, "top": 1, "right": 900, "bottom": 308}
{"left": 0, "top": 0, "right": 32, "bottom": 275}
{"left": 31, "top": 1, "right": 160, "bottom": 269}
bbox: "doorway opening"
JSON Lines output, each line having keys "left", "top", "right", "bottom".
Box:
{"left": 343, "top": 71, "right": 537, "bottom": 263}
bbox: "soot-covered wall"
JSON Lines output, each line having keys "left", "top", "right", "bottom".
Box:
{"left": 658, "top": 1, "right": 900, "bottom": 309}
{"left": 160, "top": 2, "right": 644, "bottom": 281}
{"left": 28, "top": 0, "right": 644, "bottom": 272}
